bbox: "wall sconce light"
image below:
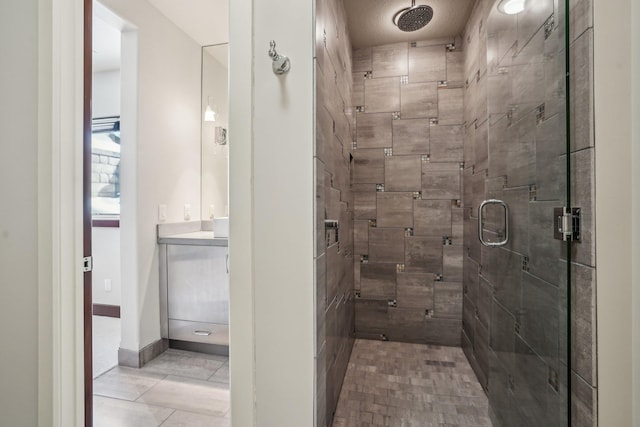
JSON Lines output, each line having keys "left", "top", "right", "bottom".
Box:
{"left": 204, "top": 96, "right": 217, "bottom": 122}
{"left": 498, "top": 0, "right": 525, "bottom": 15}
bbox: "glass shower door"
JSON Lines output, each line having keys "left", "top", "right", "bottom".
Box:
{"left": 480, "top": 0, "right": 571, "bottom": 425}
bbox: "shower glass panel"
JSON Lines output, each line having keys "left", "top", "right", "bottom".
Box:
{"left": 481, "top": 0, "right": 570, "bottom": 425}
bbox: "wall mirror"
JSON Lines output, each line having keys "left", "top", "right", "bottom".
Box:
{"left": 201, "top": 43, "right": 229, "bottom": 220}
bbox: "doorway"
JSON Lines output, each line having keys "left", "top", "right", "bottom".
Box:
{"left": 85, "top": 1, "right": 232, "bottom": 426}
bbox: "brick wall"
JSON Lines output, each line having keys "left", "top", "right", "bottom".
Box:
{"left": 92, "top": 148, "right": 120, "bottom": 199}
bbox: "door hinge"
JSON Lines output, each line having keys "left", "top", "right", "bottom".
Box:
{"left": 82, "top": 256, "right": 93, "bottom": 272}
{"left": 553, "top": 207, "right": 581, "bottom": 242}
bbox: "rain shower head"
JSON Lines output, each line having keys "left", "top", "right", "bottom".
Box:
{"left": 393, "top": 0, "right": 434, "bottom": 32}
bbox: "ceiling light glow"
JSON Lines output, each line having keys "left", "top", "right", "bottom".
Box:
{"left": 498, "top": 0, "right": 525, "bottom": 15}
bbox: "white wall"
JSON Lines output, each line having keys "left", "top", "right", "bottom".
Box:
{"left": 92, "top": 69, "right": 121, "bottom": 117}
{"left": 99, "top": 0, "right": 203, "bottom": 352}
{"left": 92, "top": 227, "right": 122, "bottom": 306}
{"left": 228, "top": 1, "right": 255, "bottom": 424}
{"left": 632, "top": 0, "right": 640, "bottom": 424}
{"left": 594, "top": 0, "right": 636, "bottom": 425}
{"left": 92, "top": 69, "right": 122, "bottom": 307}
{"left": 201, "top": 47, "right": 229, "bottom": 220}
{"left": 229, "top": 0, "right": 315, "bottom": 425}
{"left": 0, "top": 1, "right": 40, "bottom": 425}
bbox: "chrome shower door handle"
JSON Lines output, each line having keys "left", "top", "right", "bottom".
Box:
{"left": 478, "top": 199, "right": 510, "bottom": 247}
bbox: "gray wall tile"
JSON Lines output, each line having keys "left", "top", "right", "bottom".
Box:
{"left": 353, "top": 191, "right": 377, "bottom": 220}
{"left": 353, "top": 47, "right": 372, "bottom": 72}
{"left": 365, "top": 77, "right": 401, "bottom": 113}
{"left": 326, "top": 243, "right": 344, "bottom": 305}
{"left": 446, "top": 51, "right": 465, "bottom": 83}
{"left": 413, "top": 199, "right": 452, "bottom": 237}
{"left": 464, "top": 255, "right": 480, "bottom": 306}
{"left": 409, "top": 45, "right": 446, "bottom": 83}
{"left": 405, "top": 236, "right": 443, "bottom": 273}
{"left": 463, "top": 294, "right": 476, "bottom": 346}
{"left": 477, "top": 275, "right": 492, "bottom": 329}
{"left": 571, "top": 148, "right": 595, "bottom": 267}
{"left": 376, "top": 192, "right": 414, "bottom": 228}
{"left": 571, "top": 371, "right": 596, "bottom": 427}
{"left": 422, "top": 162, "right": 462, "bottom": 199}
{"left": 481, "top": 246, "right": 522, "bottom": 315}
{"left": 569, "top": 0, "right": 593, "bottom": 44}
{"left": 392, "top": 119, "right": 430, "bottom": 155}
{"left": 438, "top": 88, "right": 464, "bottom": 125}
{"left": 369, "top": 228, "right": 405, "bottom": 263}
{"left": 372, "top": 43, "right": 408, "bottom": 78}
{"left": 360, "top": 263, "right": 397, "bottom": 299}
{"left": 434, "top": 281, "right": 463, "bottom": 318}
{"left": 430, "top": 125, "right": 464, "bottom": 162}
{"left": 474, "top": 318, "right": 490, "bottom": 381}
{"left": 356, "top": 113, "right": 392, "bottom": 149}
{"left": 353, "top": 148, "right": 385, "bottom": 184}
{"left": 569, "top": 29, "right": 594, "bottom": 151}
{"left": 443, "top": 245, "right": 464, "bottom": 282}
{"left": 490, "top": 301, "right": 516, "bottom": 371}
{"left": 385, "top": 156, "right": 422, "bottom": 191}
{"left": 571, "top": 263, "right": 596, "bottom": 386}
{"left": 352, "top": 72, "right": 365, "bottom": 107}
{"left": 400, "top": 82, "right": 438, "bottom": 119}
{"left": 396, "top": 272, "right": 435, "bottom": 309}
{"left": 520, "top": 272, "right": 559, "bottom": 363}
{"left": 354, "top": 220, "right": 369, "bottom": 256}
{"left": 355, "top": 299, "right": 389, "bottom": 334}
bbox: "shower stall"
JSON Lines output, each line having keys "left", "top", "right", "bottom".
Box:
{"left": 315, "top": 0, "right": 595, "bottom": 425}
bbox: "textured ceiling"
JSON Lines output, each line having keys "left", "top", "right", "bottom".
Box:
{"left": 344, "top": 0, "right": 477, "bottom": 48}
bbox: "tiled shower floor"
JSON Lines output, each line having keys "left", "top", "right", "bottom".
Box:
{"left": 332, "top": 339, "right": 492, "bottom": 427}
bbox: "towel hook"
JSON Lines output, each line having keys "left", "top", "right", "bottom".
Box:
{"left": 268, "top": 40, "right": 291, "bottom": 75}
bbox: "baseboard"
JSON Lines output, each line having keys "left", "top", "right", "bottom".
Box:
{"left": 92, "top": 303, "right": 120, "bottom": 318}
{"left": 169, "top": 339, "right": 229, "bottom": 357}
{"left": 118, "top": 338, "right": 169, "bottom": 368}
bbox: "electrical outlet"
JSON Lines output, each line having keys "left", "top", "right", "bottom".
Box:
{"left": 104, "top": 279, "right": 112, "bottom": 292}
{"left": 209, "top": 204, "right": 215, "bottom": 219}
{"left": 184, "top": 204, "right": 192, "bottom": 221}
{"left": 158, "top": 204, "right": 167, "bottom": 222}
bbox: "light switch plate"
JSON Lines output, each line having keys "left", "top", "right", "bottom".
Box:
{"left": 158, "top": 204, "right": 167, "bottom": 222}
{"left": 104, "top": 279, "right": 112, "bottom": 292}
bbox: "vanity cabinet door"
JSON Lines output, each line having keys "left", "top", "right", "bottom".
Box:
{"left": 167, "top": 244, "right": 229, "bottom": 325}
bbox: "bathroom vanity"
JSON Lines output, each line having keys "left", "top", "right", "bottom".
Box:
{"left": 158, "top": 221, "right": 229, "bottom": 355}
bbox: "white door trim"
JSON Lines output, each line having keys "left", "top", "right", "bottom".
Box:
{"left": 39, "top": 0, "right": 85, "bottom": 425}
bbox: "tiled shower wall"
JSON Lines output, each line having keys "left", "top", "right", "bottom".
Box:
{"left": 315, "top": 0, "right": 356, "bottom": 426}
{"left": 460, "top": 0, "right": 597, "bottom": 426}
{"left": 351, "top": 41, "right": 466, "bottom": 346}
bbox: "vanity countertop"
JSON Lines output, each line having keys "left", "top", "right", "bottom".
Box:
{"left": 158, "top": 231, "right": 228, "bottom": 246}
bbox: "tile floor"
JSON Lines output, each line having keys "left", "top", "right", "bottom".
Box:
{"left": 92, "top": 319, "right": 488, "bottom": 426}
{"left": 93, "top": 315, "right": 121, "bottom": 378}
{"left": 93, "top": 349, "right": 230, "bottom": 427}
{"left": 332, "top": 339, "right": 492, "bottom": 427}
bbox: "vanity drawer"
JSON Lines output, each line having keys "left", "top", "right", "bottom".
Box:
{"left": 168, "top": 319, "right": 229, "bottom": 346}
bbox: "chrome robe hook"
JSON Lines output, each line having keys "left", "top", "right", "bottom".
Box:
{"left": 268, "top": 40, "right": 291, "bottom": 75}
